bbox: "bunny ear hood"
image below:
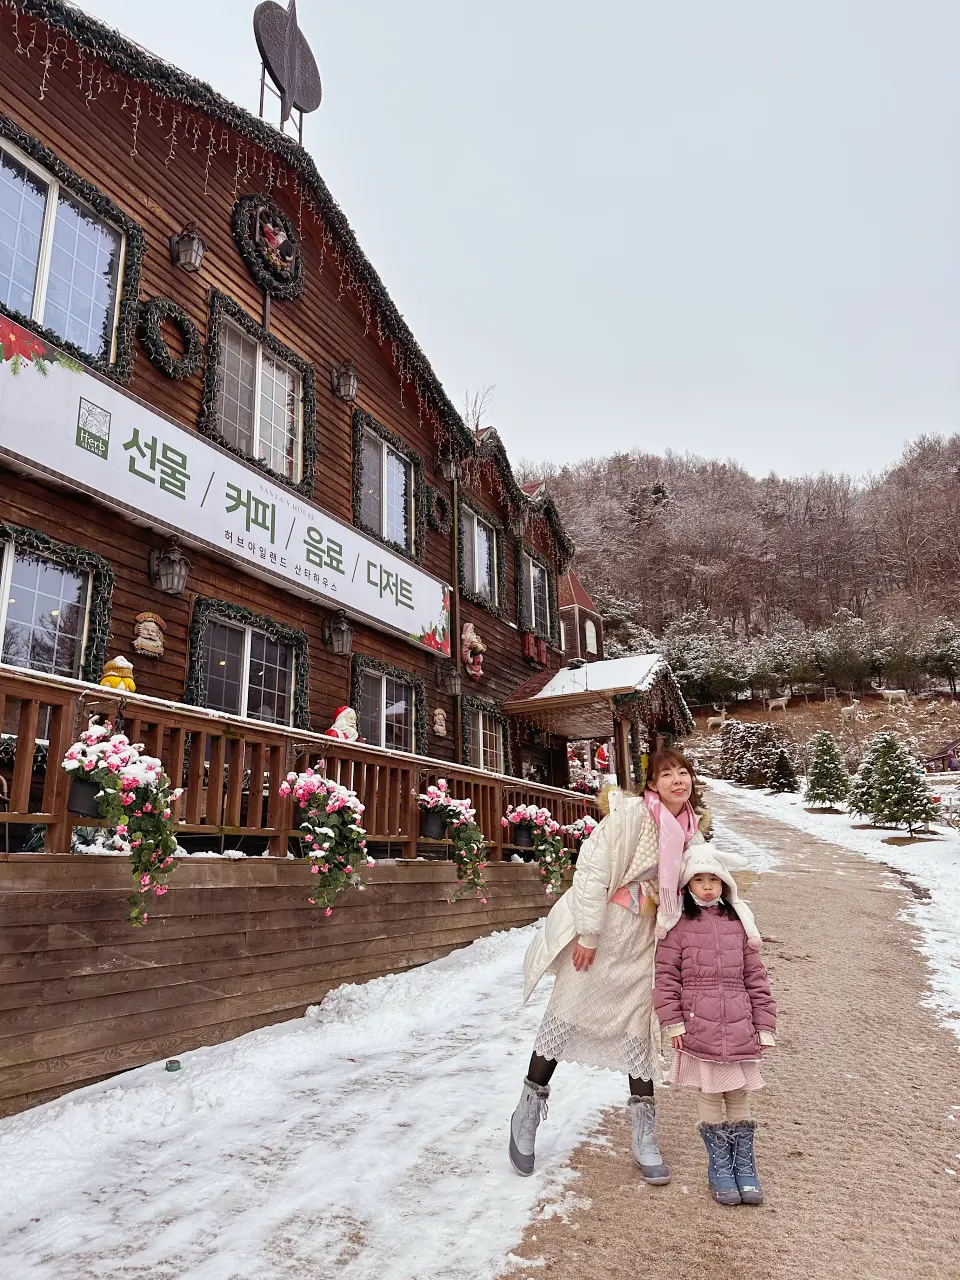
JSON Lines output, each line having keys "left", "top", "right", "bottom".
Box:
{"left": 679, "top": 846, "right": 763, "bottom": 950}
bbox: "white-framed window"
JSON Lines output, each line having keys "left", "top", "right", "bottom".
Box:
{"left": 216, "top": 321, "right": 303, "bottom": 481}
{"left": 201, "top": 619, "right": 294, "bottom": 725}
{"left": 357, "top": 669, "right": 415, "bottom": 752}
{"left": 522, "top": 552, "right": 551, "bottom": 636}
{"left": 462, "top": 506, "right": 497, "bottom": 603}
{"left": 468, "top": 707, "right": 505, "bottom": 773}
{"left": 0, "top": 138, "right": 124, "bottom": 360}
{"left": 560, "top": 620, "right": 567, "bottom": 652}
{"left": 0, "top": 544, "right": 90, "bottom": 678}
{"left": 360, "top": 429, "right": 413, "bottom": 550}
{"left": 584, "top": 617, "right": 598, "bottom": 655}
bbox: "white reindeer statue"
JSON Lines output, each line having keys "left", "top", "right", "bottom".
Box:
{"left": 881, "top": 689, "right": 909, "bottom": 707}
{"left": 766, "top": 693, "right": 790, "bottom": 714}
{"left": 706, "top": 706, "right": 727, "bottom": 732}
{"left": 840, "top": 697, "right": 860, "bottom": 723}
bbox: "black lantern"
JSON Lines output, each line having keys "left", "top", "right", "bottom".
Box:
{"left": 323, "top": 608, "right": 354, "bottom": 655}
{"left": 436, "top": 660, "right": 462, "bottom": 697}
{"left": 148, "top": 538, "right": 191, "bottom": 595}
{"left": 330, "top": 360, "right": 359, "bottom": 404}
{"left": 438, "top": 448, "right": 457, "bottom": 482}
{"left": 169, "top": 222, "right": 206, "bottom": 273}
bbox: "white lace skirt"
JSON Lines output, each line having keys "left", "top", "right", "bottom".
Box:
{"left": 533, "top": 903, "right": 663, "bottom": 1081}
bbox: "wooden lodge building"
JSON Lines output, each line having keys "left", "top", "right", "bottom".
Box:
{"left": 0, "top": 1, "right": 690, "bottom": 1113}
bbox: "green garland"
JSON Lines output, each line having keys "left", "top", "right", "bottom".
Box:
{"left": 349, "top": 653, "right": 426, "bottom": 756}
{"left": 351, "top": 409, "right": 426, "bottom": 564}
{"left": 184, "top": 596, "right": 310, "bottom": 728}
{"left": 197, "top": 290, "right": 318, "bottom": 497}
{"left": 137, "top": 296, "right": 203, "bottom": 380}
{"left": 425, "top": 485, "right": 453, "bottom": 536}
{"left": 0, "top": 520, "right": 113, "bottom": 681}
{"left": 611, "top": 661, "right": 695, "bottom": 739}
{"left": 460, "top": 692, "right": 512, "bottom": 775}
{"left": 0, "top": 111, "right": 143, "bottom": 383}
{"left": 231, "top": 193, "right": 304, "bottom": 301}
{"left": 457, "top": 497, "right": 508, "bottom": 621}
{"left": 474, "top": 429, "right": 576, "bottom": 574}
{"left": 514, "top": 539, "right": 562, "bottom": 648}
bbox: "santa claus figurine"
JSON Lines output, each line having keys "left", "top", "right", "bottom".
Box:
{"left": 324, "top": 706, "right": 359, "bottom": 741}
{"left": 595, "top": 743, "right": 610, "bottom": 770}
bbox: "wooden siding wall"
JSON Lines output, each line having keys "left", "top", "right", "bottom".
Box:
{"left": 0, "top": 15, "right": 567, "bottom": 752}
{"left": 0, "top": 856, "right": 556, "bottom": 1116}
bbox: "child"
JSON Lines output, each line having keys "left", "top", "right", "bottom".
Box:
{"left": 653, "top": 847, "right": 776, "bottom": 1206}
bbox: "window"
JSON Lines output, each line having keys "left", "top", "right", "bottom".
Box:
{"left": 468, "top": 707, "right": 505, "bottom": 773}
{"left": 585, "top": 618, "right": 598, "bottom": 655}
{"left": 560, "top": 620, "right": 567, "bottom": 652}
{"left": 0, "top": 140, "right": 123, "bottom": 360}
{"left": 201, "top": 620, "right": 294, "bottom": 725}
{"left": 357, "top": 669, "right": 415, "bottom": 752}
{"left": 0, "top": 546, "right": 89, "bottom": 678}
{"left": 462, "top": 507, "right": 497, "bottom": 603}
{"left": 216, "top": 322, "right": 302, "bottom": 480}
{"left": 360, "top": 429, "right": 413, "bottom": 551}
{"left": 522, "top": 552, "right": 551, "bottom": 637}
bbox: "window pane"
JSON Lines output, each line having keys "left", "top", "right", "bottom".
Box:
{"left": 385, "top": 448, "right": 411, "bottom": 548}
{"left": 247, "top": 630, "right": 293, "bottom": 725}
{"left": 531, "top": 561, "right": 549, "bottom": 635}
{"left": 475, "top": 518, "right": 495, "bottom": 601}
{"left": 462, "top": 510, "right": 476, "bottom": 593}
{"left": 384, "top": 676, "right": 413, "bottom": 752}
{"left": 1, "top": 553, "right": 87, "bottom": 678}
{"left": 258, "top": 353, "right": 300, "bottom": 479}
{"left": 357, "top": 671, "right": 383, "bottom": 746}
{"left": 44, "top": 191, "right": 121, "bottom": 358}
{"left": 468, "top": 708, "right": 481, "bottom": 766}
{"left": 481, "top": 712, "right": 503, "bottom": 773}
{"left": 360, "top": 432, "right": 382, "bottom": 532}
{"left": 202, "top": 622, "right": 244, "bottom": 716}
{"left": 217, "top": 325, "right": 257, "bottom": 457}
{"left": 0, "top": 149, "right": 46, "bottom": 318}
{"left": 585, "top": 618, "right": 598, "bottom": 654}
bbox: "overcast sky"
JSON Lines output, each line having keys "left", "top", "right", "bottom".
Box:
{"left": 78, "top": 0, "right": 960, "bottom": 478}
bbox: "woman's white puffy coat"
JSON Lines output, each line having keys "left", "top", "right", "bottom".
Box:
{"left": 522, "top": 790, "right": 704, "bottom": 1003}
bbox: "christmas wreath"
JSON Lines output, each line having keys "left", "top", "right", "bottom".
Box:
{"left": 137, "top": 297, "right": 203, "bottom": 380}
{"left": 425, "top": 486, "right": 453, "bottom": 536}
{"left": 232, "top": 194, "right": 304, "bottom": 300}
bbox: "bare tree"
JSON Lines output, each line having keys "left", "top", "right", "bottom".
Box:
{"left": 461, "top": 385, "right": 496, "bottom": 433}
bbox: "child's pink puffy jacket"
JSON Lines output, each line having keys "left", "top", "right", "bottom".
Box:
{"left": 653, "top": 908, "right": 777, "bottom": 1062}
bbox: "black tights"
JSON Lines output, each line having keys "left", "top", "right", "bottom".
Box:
{"left": 527, "top": 1052, "right": 653, "bottom": 1097}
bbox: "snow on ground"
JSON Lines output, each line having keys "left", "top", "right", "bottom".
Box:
{"left": 708, "top": 779, "right": 960, "bottom": 1042}
{"left": 0, "top": 926, "right": 629, "bottom": 1280}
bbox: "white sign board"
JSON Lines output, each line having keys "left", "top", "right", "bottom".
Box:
{"left": 0, "top": 320, "right": 451, "bottom": 656}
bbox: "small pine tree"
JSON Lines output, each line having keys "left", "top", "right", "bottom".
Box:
{"left": 849, "top": 733, "right": 884, "bottom": 819}
{"left": 805, "top": 730, "right": 850, "bottom": 808}
{"left": 869, "top": 735, "right": 937, "bottom": 834}
{"left": 769, "top": 747, "right": 799, "bottom": 793}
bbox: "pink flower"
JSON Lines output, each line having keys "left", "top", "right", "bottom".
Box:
{"left": 143, "top": 803, "right": 152, "bottom": 813}
{"left": 307, "top": 897, "right": 316, "bottom": 905}
{"left": 480, "top": 897, "right": 487, "bottom": 904}
{"left": 324, "top": 907, "right": 333, "bottom": 917}
{"left": 162, "top": 810, "right": 171, "bottom": 820}
{"left": 116, "top": 824, "right": 128, "bottom": 836}
{"left": 120, "top": 794, "right": 134, "bottom": 806}
{"left": 154, "top": 885, "right": 168, "bottom": 896}
{"left": 344, "top": 865, "right": 352, "bottom": 875}
{"left": 139, "top": 873, "right": 151, "bottom": 887}
{"left": 310, "top": 863, "right": 319, "bottom": 874}
{"left": 83, "top": 760, "right": 95, "bottom": 772}
{"left": 142, "top": 913, "right": 149, "bottom": 922}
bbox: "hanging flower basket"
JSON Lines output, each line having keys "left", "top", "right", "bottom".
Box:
{"left": 415, "top": 780, "right": 488, "bottom": 900}
{"left": 503, "top": 803, "right": 569, "bottom": 893}
{"left": 512, "top": 822, "right": 534, "bottom": 848}
{"left": 67, "top": 776, "right": 103, "bottom": 817}
{"left": 279, "top": 769, "right": 373, "bottom": 915}
{"left": 420, "top": 807, "right": 448, "bottom": 840}
{"left": 562, "top": 815, "right": 598, "bottom": 844}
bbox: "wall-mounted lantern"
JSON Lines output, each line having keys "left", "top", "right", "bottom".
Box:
{"left": 169, "top": 222, "right": 206, "bottom": 274}
{"left": 438, "top": 448, "right": 457, "bottom": 482}
{"left": 148, "top": 537, "right": 191, "bottom": 595}
{"left": 323, "top": 608, "right": 354, "bottom": 655}
{"left": 330, "top": 360, "right": 359, "bottom": 404}
{"left": 436, "top": 660, "right": 462, "bottom": 697}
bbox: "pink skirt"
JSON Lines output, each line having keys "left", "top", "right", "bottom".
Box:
{"left": 668, "top": 1048, "right": 764, "bottom": 1093}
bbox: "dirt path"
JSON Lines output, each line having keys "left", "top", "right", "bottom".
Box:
{"left": 501, "top": 790, "right": 960, "bottom": 1280}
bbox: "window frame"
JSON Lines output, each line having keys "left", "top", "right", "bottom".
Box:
{"left": 200, "top": 615, "right": 296, "bottom": 727}
{"left": 349, "top": 654, "right": 426, "bottom": 754}
{"left": 198, "top": 291, "right": 318, "bottom": 496}
{"left": 584, "top": 617, "right": 599, "bottom": 655}
{"left": 461, "top": 695, "right": 511, "bottom": 775}
{"left": 352, "top": 410, "right": 426, "bottom": 564}
{"left": 357, "top": 667, "right": 417, "bottom": 753}
{"left": 520, "top": 549, "right": 553, "bottom": 640}
{"left": 0, "top": 116, "right": 143, "bottom": 381}
{"left": 217, "top": 318, "right": 304, "bottom": 485}
{"left": 0, "top": 538, "right": 92, "bottom": 681}
{"left": 457, "top": 498, "right": 507, "bottom": 618}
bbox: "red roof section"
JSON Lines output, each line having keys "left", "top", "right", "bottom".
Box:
{"left": 520, "top": 481, "right": 544, "bottom": 498}
{"left": 558, "top": 570, "right": 597, "bottom": 611}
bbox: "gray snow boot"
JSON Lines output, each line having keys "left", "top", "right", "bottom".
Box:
{"left": 509, "top": 1078, "right": 549, "bottom": 1176}
{"left": 730, "top": 1120, "right": 764, "bottom": 1205}
{"left": 700, "top": 1122, "right": 742, "bottom": 1206}
{"left": 629, "top": 1094, "right": 671, "bottom": 1185}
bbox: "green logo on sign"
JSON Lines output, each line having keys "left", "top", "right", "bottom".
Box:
{"left": 76, "top": 397, "right": 111, "bottom": 460}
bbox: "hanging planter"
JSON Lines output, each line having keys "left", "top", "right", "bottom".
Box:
{"left": 279, "top": 769, "right": 373, "bottom": 915}
{"left": 67, "top": 776, "right": 102, "bottom": 817}
{"left": 415, "top": 780, "right": 488, "bottom": 900}
{"left": 502, "top": 804, "right": 570, "bottom": 893}
{"left": 512, "top": 823, "right": 534, "bottom": 848}
{"left": 420, "top": 807, "right": 448, "bottom": 840}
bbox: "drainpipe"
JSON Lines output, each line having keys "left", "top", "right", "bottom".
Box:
{"left": 450, "top": 471, "right": 463, "bottom": 763}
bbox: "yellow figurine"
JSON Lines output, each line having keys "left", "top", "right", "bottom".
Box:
{"left": 100, "top": 655, "right": 136, "bottom": 692}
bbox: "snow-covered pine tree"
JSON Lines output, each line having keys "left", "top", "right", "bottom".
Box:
{"left": 769, "top": 747, "right": 799, "bottom": 792}
{"left": 868, "top": 735, "right": 937, "bottom": 834}
{"left": 805, "top": 730, "right": 850, "bottom": 808}
{"left": 849, "top": 732, "right": 885, "bottom": 819}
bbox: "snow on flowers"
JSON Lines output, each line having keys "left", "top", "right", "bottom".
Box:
{"left": 61, "top": 722, "right": 183, "bottom": 926}
{"left": 562, "top": 815, "right": 598, "bottom": 843}
{"left": 502, "top": 803, "right": 570, "bottom": 896}
{"left": 415, "top": 779, "right": 488, "bottom": 900}
{"left": 280, "top": 768, "right": 373, "bottom": 913}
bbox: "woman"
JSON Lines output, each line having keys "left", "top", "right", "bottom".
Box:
{"left": 509, "top": 748, "right": 706, "bottom": 1183}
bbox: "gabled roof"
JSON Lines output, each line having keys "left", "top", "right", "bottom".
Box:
{"left": 558, "top": 570, "right": 597, "bottom": 612}
{"left": 471, "top": 429, "right": 575, "bottom": 572}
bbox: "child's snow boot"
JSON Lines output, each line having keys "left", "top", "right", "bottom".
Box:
{"left": 700, "top": 1122, "right": 742, "bottom": 1205}
{"left": 509, "top": 1078, "right": 549, "bottom": 1176}
{"left": 730, "top": 1120, "right": 764, "bottom": 1205}
{"left": 628, "top": 1094, "right": 671, "bottom": 1185}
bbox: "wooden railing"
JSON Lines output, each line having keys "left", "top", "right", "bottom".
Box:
{"left": 0, "top": 666, "right": 599, "bottom": 859}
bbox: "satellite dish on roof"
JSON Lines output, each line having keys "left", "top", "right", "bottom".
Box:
{"left": 254, "top": 0, "right": 322, "bottom": 138}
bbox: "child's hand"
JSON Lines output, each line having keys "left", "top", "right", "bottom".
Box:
{"left": 572, "top": 942, "right": 596, "bottom": 971}
{"left": 672, "top": 1034, "right": 683, "bottom": 1050}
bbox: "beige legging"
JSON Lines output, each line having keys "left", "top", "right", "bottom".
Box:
{"left": 696, "top": 1088, "right": 751, "bottom": 1123}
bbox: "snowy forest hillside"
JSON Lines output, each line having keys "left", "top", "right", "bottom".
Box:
{"left": 521, "top": 433, "right": 960, "bottom": 703}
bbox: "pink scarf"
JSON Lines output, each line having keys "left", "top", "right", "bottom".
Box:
{"left": 643, "top": 789, "right": 698, "bottom": 934}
